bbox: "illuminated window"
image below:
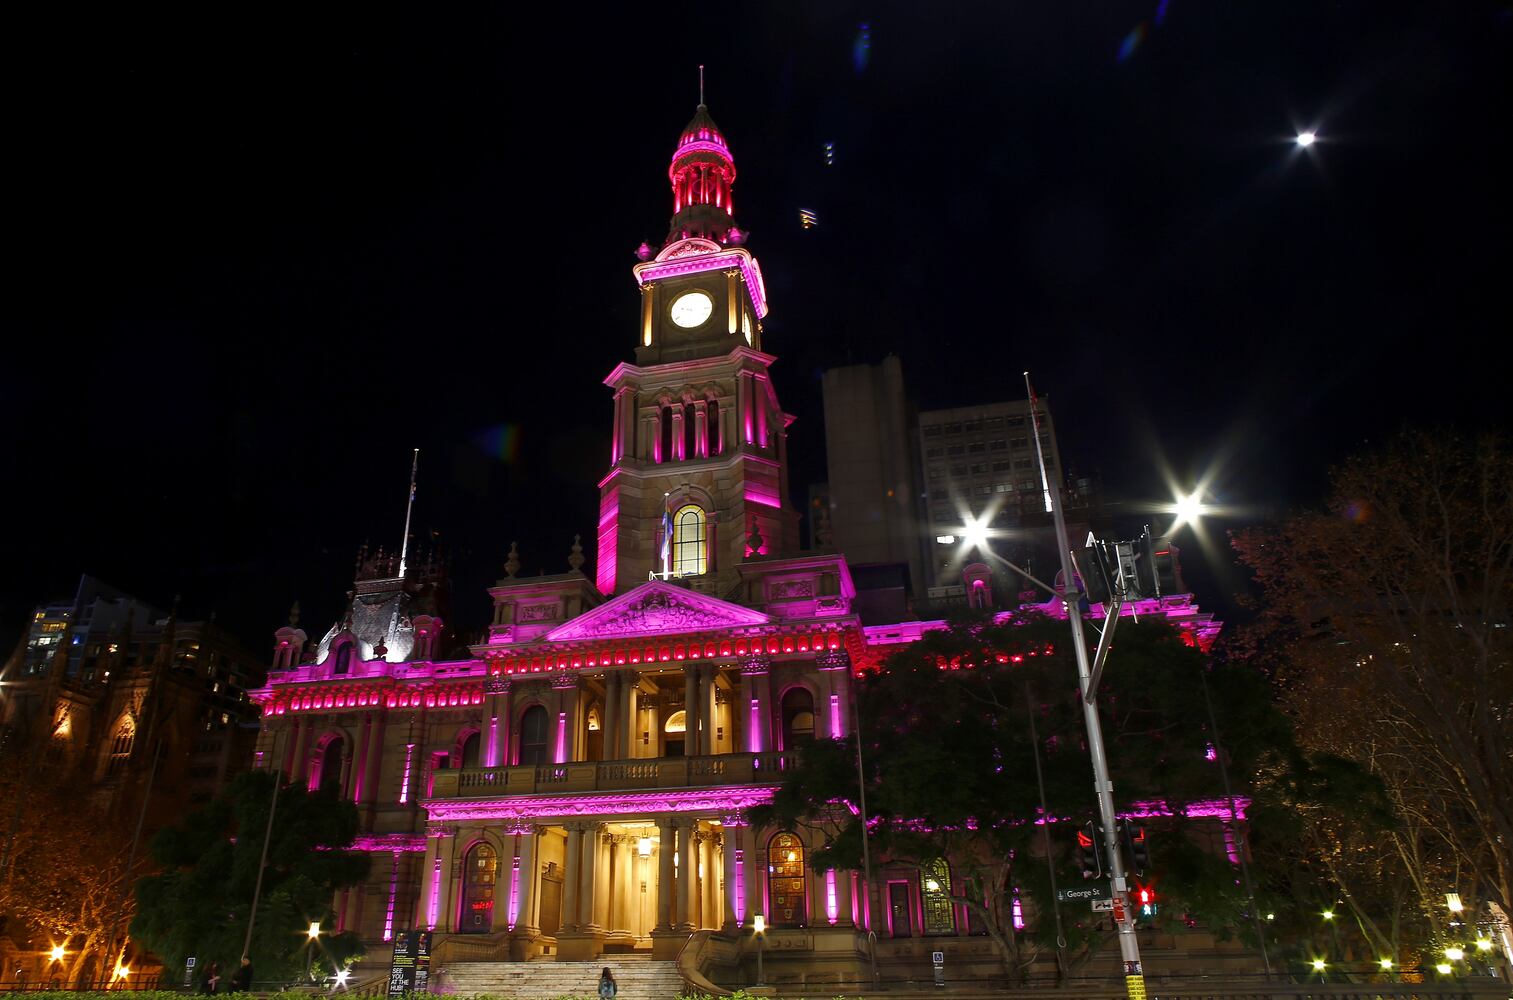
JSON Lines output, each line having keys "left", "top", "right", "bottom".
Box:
{"left": 768, "top": 832, "right": 808, "bottom": 926}
{"left": 108, "top": 717, "right": 135, "bottom": 776}
{"left": 460, "top": 842, "right": 498, "bottom": 933}
{"left": 672, "top": 505, "right": 707, "bottom": 577}
{"left": 518, "top": 705, "right": 549, "bottom": 766}
{"left": 921, "top": 859, "right": 955, "bottom": 935}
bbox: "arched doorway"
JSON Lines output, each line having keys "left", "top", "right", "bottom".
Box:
{"left": 921, "top": 858, "right": 956, "bottom": 935}
{"left": 768, "top": 831, "right": 807, "bottom": 927}
{"left": 664, "top": 710, "right": 687, "bottom": 757}
{"left": 518, "top": 705, "right": 549, "bottom": 765}
{"left": 780, "top": 688, "right": 815, "bottom": 748}
{"left": 460, "top": 841, "right": 499, "bottom": 933}
{"left": 459, "top": 731, "right": 481, "bottom": 770}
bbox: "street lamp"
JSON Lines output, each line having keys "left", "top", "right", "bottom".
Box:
{"left": 1295, "top": 131, "right": 1317, "bottom": 147}
{"left": 306, "top": 921, "right": 321, "bottom": 982}
{"left": 48, "top": 945, "right": 65, "bottom": 963}
{"left": 752, "top": 914, "right": 766, "bottom": 987}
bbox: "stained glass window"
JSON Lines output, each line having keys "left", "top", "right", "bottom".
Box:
{"left": 461, "top": 842, "right": 498, "bottom": 933}
{"left": 769, "top": 832, "right": 807, "bottom": 927}
{"left": 921, "top": 858, "right": 955, "bottom": 935}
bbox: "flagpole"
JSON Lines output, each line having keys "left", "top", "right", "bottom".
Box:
{"left": 398, "top": 449, "right": 419, "bottom": 579}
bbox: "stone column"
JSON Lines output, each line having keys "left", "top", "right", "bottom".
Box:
{"left": 513, "top": 825, "right": 540, "bottom": 932}
{"left": 289, "top": 719, "right": 312, "bottom": 784}
{"left": 619, "top": 681, "right": 639, "bottom": 759}
{"left": 700, "top": 831, "right": 718, "bottom": 929}
{"left": 581, "top": 822, "right": 604, "bottom": 932}
{"left": 721, "top": 820, "right": 743, "bottom": 930}
{"left": 554, "top": 674, "right": 580, "bottom": 763}
{"left": 699, "top": 665, "right": 718, "bottom": 755}
{"left": 601, "top": 673, "right": 618, "bottom": 760}
{"left": 562, "top": 823, "right": 584, "bottom": 931}
{"left": 609, "top": 835, "right": 631, "bottom": 933}
{"left": 351, "top": 716, "right": 370, "bottom": 802}
{"left": 832, "top": 866, "right": 854, "bottom": 927}
{"left": 815, "top": 668, "right": 835, "bottom": 740}
{"left": 671, "top": 404, "right": 685, "bottom": 461}
{"left": 737, "top": 372, "right": 752, "bottom": 446}
{"left": 418, "top": 834, "right": 441, "bottom": 930}
{"left": 655, "top": 818, "right": 676, "bottom": 931}
{"left": 743, "top": 827, "right": 766, "bottom": 927}
{"left": 485, "top": 678, "right": 510, "bottom": 767}
{"left": 682, "top": 665, "right": 700, "bottom": 757}
{"left": 677, "top": 819, "right": 698, "bottom": 931}
{"left": 361, "top": 712, "right": 386, "bottom": 807}
{"left": 694, "top": 401, "right": 708, "bottom": 458}
{"left": 743, "top": 655, "right": 773, "bottom": 754}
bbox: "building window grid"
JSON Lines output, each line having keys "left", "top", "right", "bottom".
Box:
{"left": 672, "top": 505, "right": 707, "bottom": 577}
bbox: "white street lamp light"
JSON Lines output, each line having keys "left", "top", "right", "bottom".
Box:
{"left": 1295, "top": 131, "right": 1317, "bottom": 147}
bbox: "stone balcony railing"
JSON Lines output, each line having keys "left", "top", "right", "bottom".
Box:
{"left": 429, "top": 751, "right": 798, "bottom": 798}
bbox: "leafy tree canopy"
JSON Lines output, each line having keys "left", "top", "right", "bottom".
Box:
{"left": 751, "top": 610, "right": 1328, "bottom": 974}
{"left": 131, "top": 770, "right": 369, "bottom": 985}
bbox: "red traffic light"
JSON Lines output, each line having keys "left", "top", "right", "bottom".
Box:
{"left": 1076, "top": 830, "right": 1094, "bottom": 849}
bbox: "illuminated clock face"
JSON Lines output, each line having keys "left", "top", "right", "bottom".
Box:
{"left": 669, "top": 290, "right": 713, "bottom": 329}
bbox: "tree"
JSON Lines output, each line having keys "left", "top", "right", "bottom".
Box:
{"left": 131, "top": 769, "right": 370, "bottom": 985}
{"left": 0, "top": 761, "right": 141, "bottom": 987}
{"left": 1232, "top": 431, "right": 1513, "bottom": 935}
{"left": 750, "top": 611, "right": 1302, "bottom": 979}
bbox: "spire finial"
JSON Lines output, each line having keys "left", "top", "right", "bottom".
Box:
{"left": 505, "top": 541, "right": 521, "bottom": 579}
{"left": 568, "top": 533, "right": 585, "bottom": 572}
{"left": 698, "top": 64, "right": 705, "bottom": 107}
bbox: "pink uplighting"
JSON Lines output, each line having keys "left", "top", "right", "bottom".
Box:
{"left": 829, "top": 693, "right": 842, "bottom": 738}
{"left": 508, "top": 851, "right": 523, "bottom": 929}
{"left": 427, "top": 859, "right": 441, "bottom": 930}
{"left": 399, "top": 743, "right": 414, "bottom": 805}
{"left": 383, "top": 852, "right": 400, "bottom": 941}
{"left": 425, "top": 786, "right": 776, "bottom": 823}
{"left": 826, "top": 869, "right": 838, "bottom": 924}
{"left": 749, "top": 698, "right": 762, "bottom": 752}
{"left": 734, "top": 848, "right": 746, "bottom": 924}
{"left": 555, "top": 712, "right": 568, "bottom": 764}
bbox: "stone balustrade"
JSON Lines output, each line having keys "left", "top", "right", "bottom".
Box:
{"left": 429, "top": 750, "right": 797, "bottom": 798}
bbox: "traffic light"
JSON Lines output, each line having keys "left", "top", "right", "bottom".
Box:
{"left": 1135, "top": 884, "right": 1158, "bottom": 918}
{"left": 1131, "top": 526, "right": 1183, "bottom": 599}
{"left": 1075, "top": 821, "right": 1102, "bottom": 878}
{"left": 1122, "top": 822, "right": 1151, "bottom": 875}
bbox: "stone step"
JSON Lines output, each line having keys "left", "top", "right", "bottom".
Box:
{"left": 442, "top": 959, "right": 685, "bottom": 999}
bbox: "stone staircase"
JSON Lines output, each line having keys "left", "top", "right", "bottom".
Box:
{"left": 441, "top": 956, "right": 687, "bottom": 999}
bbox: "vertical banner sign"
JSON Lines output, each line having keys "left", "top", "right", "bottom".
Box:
{"left": 387, "top": 933, "right": 417, "bottom": 997}
{"left": 184, "top": 957, "right": 197, "bottom": 988}
{"left": 414, "top": 931, "right": 433, "bottom": 993}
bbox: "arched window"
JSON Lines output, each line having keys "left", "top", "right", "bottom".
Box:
{"left": 673, "top": 505, "right": 707, "bottom": 577}
{"left": 460, "top": 841, "right": 499, "bottom": 933}
{"left": 459, "top": 731, "right": 481, "bottom": 770}
{"left": 781, "top": 688, "right": 815, "bottom": 748}
{"left": 518, "top": 705, "right": 549, "bottom": 766}
{"left": 108, "top": 717, "right": 135, "bottom": 775}
{"left": 768, "top": 831, "right": 807, "bottom": 927}
{"left": 318, "top": 736, "right": 345, "bottom": 794}
{"left": 921, "top": 858, "right": 956, "bottom": 935}
{"left": 334, "top": 642, "right": 353, "bottom": 675}
{"left": 707, "top": 399, "right": 721, "bottom": 454}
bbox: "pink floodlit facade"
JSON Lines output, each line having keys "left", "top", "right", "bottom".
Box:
{"left": 243, "top": 97, "right": 1239, "bottom": 975}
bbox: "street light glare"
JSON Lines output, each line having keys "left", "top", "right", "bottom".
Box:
{"left": 1379, "top": 958, "right": 1393, "bottom": 970}
{"left": 1311, "top": 959, "right": 1326, "bottom": 971}
{"left": 307, "top": 921, "right": 322, "bottom": 940}
{"left": 49, "top": 945, "right": 66, "bottom": 962}
{"left": 1296, "top": 130, "right": 1317, "bottom": 147}
{"left": 962, "top": 519, "right": 989, "bottom": 549}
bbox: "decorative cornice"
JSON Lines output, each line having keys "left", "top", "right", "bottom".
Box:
{"left": 425, "top": 822, "right": 458, "bottom": 839}
{"left": 484, "top": 677, "right": 512, "bottom": 695}
{"left": 544, "top": 580, "right": 770, "bottom": 642}
{"left": 816, "top": 649, "right": 852, "bottom": 672}
{"left": 739, "top": 654, "right": 772, "bottom": 675}
{"left": 351, "top": 833, "right": 427, "bottom": 853}
{"left": 551, "top": 672, "right": 580, "bottom": 690}
{"left": 424, "top": 786, "right": 776, "bottom": 824}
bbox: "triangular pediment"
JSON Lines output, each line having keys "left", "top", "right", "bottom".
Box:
{"left": 544, "top": 580, "right": 770, "bottom": 641}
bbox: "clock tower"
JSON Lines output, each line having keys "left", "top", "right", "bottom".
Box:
{"left": 597, "top": 100, "right": 798, "bottom": 596}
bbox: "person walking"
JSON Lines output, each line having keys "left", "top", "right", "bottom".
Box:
{"left": 598, "top": 966, "right": 618, "bottom": 1000}
{"left": 228, "top": 956, "right": 253, "bottom": 993}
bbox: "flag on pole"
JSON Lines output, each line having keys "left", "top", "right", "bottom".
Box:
{"left": 660, "top": 496, "right": 675, "bottom": 577}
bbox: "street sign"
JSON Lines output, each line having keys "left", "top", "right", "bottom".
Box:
{"left": 1056, "top": 882, "right": 1112, "bottom": 903}
{"left": 1091, "top": 899, "right": 1115, "bottom": 912}
{"left": 1112, "top": 895, "right": 1127, "bottom": 923}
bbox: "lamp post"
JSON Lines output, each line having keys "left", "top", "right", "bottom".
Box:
{"left": 306, "top": 921, "right": 321, "bottom": 983}
{"left": 752, "top": 914, "right": 766, "bottom": 987}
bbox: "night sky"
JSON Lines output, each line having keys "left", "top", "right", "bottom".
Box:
{"left": 7, "top": 3, "right": 1510, "bottom": 657}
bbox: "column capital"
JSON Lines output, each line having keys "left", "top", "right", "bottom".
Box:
{"left": 816, "top": 648, "right": 852, "bottom": 671}
{"left": 506, "top": 822, "right": 539, "bottom": 837}
{"left": 484, "top": 676, "right": 512, "bottom": 694}
{"left": 552, "top": 672, "right": 580, "bottom": 690}
{"left": 425, "top": 822, "right": 458, "bottom": 839}
{"left": 740, "top": 654, "right": 772, "bottom": 675}
{"left": 719, "top": 814, "right": 749, "bottom": 828}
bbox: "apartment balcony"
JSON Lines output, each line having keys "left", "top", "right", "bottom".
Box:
{"left": 429, "top": 751, "right": 797, "bottom": 799}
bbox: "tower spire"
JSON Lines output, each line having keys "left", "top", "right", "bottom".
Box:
{"left": 398, "top": 448, "right": 419, "bottom": 579}
{"left": 699, "top": 64, "right": 705, "bottom": 107}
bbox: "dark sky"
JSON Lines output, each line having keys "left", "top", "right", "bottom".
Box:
{"left": 7, "top": 2, "right": 1510, "bottom": 657}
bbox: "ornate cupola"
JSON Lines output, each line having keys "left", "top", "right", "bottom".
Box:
{"left": 667, "top": 103, "right": 738, "bottom": 243}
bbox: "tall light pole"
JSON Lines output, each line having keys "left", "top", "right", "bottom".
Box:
{"left": 1025, "top": 373, "right": 1146, "bottom": 999}
{"left": 241, "top": 771, "right": 282, "bottom": 961}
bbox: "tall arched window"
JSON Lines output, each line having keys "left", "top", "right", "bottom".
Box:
{"left": 459, "top": 731, "right": 481, "bottom": 770}
{"left": 921, "top": 858, "right": 956, "bottom": 935}
{"left": 673, "top": 504, "right": 707, "bottom": 577}
{"left": 518, "top": 705, "right": 549, "bottom": 766}
{"left": 334, "top": 642, "right": 353, "bottom": 675}
{"left": 768, "top": 831, "right": 808, "bottom": 927}
{"left": 318, "top": 736, "right": 345, "bottom": 794}
{"left": 781, "top": 687, "right": 815, "bottom": 748}
{"left": 107, "top": 717, "right": 135, "bottom": 775}
{"left": 460, "top": 841, "right": 499, "bottom": 933}
{"left": 707, "top": 399, "right": 721, "bottom": 454}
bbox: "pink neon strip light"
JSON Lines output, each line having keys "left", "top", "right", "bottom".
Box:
{"left": 426, "top": 785, "right": 776, "bottom": 823}
{"left": 427, "top": 859, "right": 441, "bottom": 930}
{"left": 383, "top": 852, "right": 400, "bottom": 941}
{"left": 734, "top": 849, "right": 746, "bottom": 924}
{"left": 555, "top": 712, "right": 567, "bottom": 764}
{"left": 749, "top": 698, "right": 761, "bottom": 752}
{"left": 829, "top": 693, "right": 841, "bottom": 738}
{"left": 826, "top": 869, "right": 838, "bottom": 924}
{"left": 399, "top": 744, "right": 415, "bottom": 804}
{"left": 634, "top": 251, "right": 768, "bottom": 318}
{"left": 508, "top": 855, "right": 522, "bottom": 929}
{"left": 487, "top": 715, "right": 500, "bottom": 768}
